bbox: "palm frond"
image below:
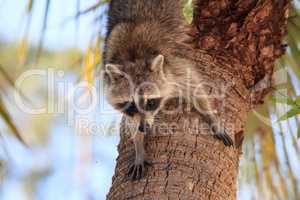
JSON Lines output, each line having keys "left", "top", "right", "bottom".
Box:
{"left": 36, "top": 0, "right": 51, "bottom": 63}
{"left": 0, "top": 95, "right": 26, "bottom": 146}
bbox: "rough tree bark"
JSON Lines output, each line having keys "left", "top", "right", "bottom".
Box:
{"left": 107, "top": 0, "right": 289, "bottom": 199}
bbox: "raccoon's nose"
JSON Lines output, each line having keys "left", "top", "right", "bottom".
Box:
{"left": 138, "top": 122, "right": 151, "bottom": 133}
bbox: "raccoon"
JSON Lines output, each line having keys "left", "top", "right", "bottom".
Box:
{"left": 103, "top": 0, "right": 233, "bottom": 180}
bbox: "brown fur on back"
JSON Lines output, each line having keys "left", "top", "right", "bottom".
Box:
{"left": 106, "top": 0, "right": 184, "bottom": 36}
{"left": 104, "top": 0, "right": 187, "bottom": 65}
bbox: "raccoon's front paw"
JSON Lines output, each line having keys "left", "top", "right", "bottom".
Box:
{"left": 212, "top": 127, "right": 233, "bottom": 146}
{"left": 126, "top": 160, "right": 152, "bottom": 181}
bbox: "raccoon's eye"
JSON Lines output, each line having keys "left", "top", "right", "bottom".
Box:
{"left": 124, "top": 102, "right": 139, "bottom": 116}
{"left": 116, "top": 101, "right": 138, "bottom": 117}
{"left": 145, "top": 98, "right": 162, "bottom": 111}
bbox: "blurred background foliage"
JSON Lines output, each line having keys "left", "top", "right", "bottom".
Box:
{"left": 0, "top": 0, "right": 299, "bottom": 200}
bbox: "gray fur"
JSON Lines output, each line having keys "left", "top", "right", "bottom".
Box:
{"left": 103, "top": 0, "right": 233, "bottom": 181}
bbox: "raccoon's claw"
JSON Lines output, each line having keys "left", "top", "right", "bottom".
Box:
{"left": 126, "top": 160, "right": 151, "bottom": 181}
{"left": 213, "top": 132, "right": 234, "bottom": 147}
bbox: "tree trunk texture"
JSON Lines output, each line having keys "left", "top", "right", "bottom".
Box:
{"left": 107, "top": 0, "right": 289, "bottom": 199}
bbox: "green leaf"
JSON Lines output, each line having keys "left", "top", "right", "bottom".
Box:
{"left": 183, "top": 0, "right": 193, "bottom": 23}
{"left": 277, "top": 107, "right": 300, "bottom": 122}
{"left": 298, "top": 128, "right": 300, "bottom": 139}
{"left": 270, "top": 97, "right": 295, "bottom": 105}
{"left": 295, "top": 96, "right": 300, "bottom": 107}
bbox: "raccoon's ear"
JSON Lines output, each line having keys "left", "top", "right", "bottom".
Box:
{"left": 150, "top": 54, "right": 164, "bottom": 72}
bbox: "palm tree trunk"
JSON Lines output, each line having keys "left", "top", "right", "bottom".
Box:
{"left": 107, "top": 0, "right": 289, "bottom": 199}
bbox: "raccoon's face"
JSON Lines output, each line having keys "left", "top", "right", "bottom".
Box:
{"left": 104, "top": 55, "right": 171, "bottom": 127}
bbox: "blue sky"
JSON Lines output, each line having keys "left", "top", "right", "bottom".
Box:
{"left": 0, "top": 0, "right": 104, "bottom": 50}
{"left": 0, "top": 1, "right": 118, "bottom": 200}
